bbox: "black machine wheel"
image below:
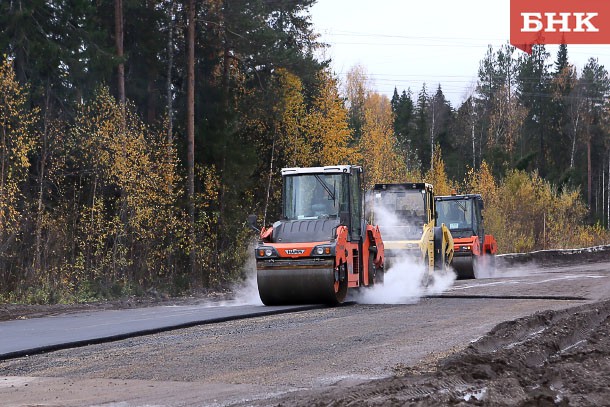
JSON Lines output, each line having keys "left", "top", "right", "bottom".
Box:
{"left": 433, "top": 226, "right": 446, "bottom": 271}
{"left": 335, "top": 262, "right": 349, "bottom": 302}
{"left": 453, "top": 255, "right": 476, "bottom": 279}
{"left": 368, "top": 246, "right": 384, "bottom": 285}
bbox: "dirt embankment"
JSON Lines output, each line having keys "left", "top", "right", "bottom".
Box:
{"left": 498, "top": 244, "right": 610, "bottom": 267}
{"left": 268, "top": 299, "right": 610, "bottom": 406}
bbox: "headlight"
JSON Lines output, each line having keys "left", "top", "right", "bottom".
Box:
{"left": 256, "top": 246, "right": 278, "bottom": 258}
{"left": 312, "top": 244, "right": 334, "bottom": 257}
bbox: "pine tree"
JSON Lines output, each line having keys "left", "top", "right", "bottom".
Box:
{"left": 454, "top": 96, "right": 477, "bottom": 172}
{"left": 517, "top": 44, "right": 551, "bottom": 175}
{"left": 579, "top": 58, "right": 610, "bottom": 217}
{"left": 429, "top": 85, "right": 454, "bottom": 172}
{"left": 391, "top": 88, "right": 417, "bottom": 170}
{"left": 414, "top": 84, "right": 431, "bottom": 171}
{"left": 548, "top": 44, "right": 576, "bottom": 184}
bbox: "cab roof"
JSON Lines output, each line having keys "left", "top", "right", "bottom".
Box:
{"left": 372, "top": 182, "right": 433, "bottom": 191}
{"left": 435, "top": 194, "right": 483, "bottom": 201}
{"left": 281, "top": 165, "right": 361, "bottom": 176}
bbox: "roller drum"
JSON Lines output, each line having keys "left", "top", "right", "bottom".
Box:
{"left": 452, "top": 255, "right": 476, "bottom": 279}
{"left": 257, "top": 259, "right": 346, "bottom": 305}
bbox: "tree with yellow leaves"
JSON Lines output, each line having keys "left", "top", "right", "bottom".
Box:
{"left": 273, "top": 68, "right": 311, "bottom": 168}
{"left": 71, "top": 87, "right": 182, "bottom": 290}
{"left": 463, "top": 161, "right": 498, "bottom": 204}
{"left": 0, "top": 58, "right": 38, "bottom": 284}
{"left": 305, "top": 69, "right": 359, "bottom": 166}
{"left": 424, "top": 147, "right": 455, "bottom": 196}
{"left": 358, "top": 92, "right": 408, "bottom": 189}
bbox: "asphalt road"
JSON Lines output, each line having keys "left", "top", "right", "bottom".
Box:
{"left": 1, "top": 257, "right": 609, "bottom": 407}
{"left": 0, "top": 303, "right": 320, "bottom": 359}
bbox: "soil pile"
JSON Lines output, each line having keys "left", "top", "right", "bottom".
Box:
{"left": 273, "top": 300, "right": 610, "bottom": 406}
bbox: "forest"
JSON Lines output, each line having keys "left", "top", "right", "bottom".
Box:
{"left": 0, "top": 0, "right": 609, "bottom": 303}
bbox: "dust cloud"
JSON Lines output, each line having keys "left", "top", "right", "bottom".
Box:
{"left": 354, "top": 254, "right": 425, "bottom": 304}
{"left": 354, "top": 254, "right": 456, "bottom": 304}
{"left": 355, "top": 200, "right": 456, "bottom": 304}
{"left": 475, "top": 258, "right": 535, "bottom": 279}
{"left": 471, "top": 260, "right": 496, "bottom": 279}
{"left": 227, "top": 205, "right": 459, "bottom": 307}
{"left": 225, "top": 240, "right": 263, "bottom": 306}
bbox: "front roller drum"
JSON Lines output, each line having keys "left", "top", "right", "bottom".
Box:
{"left": 452, "top": 255, "right": 476, "bottom": 279}
{"left": 257, "top": 260, "right": 347, "bottom": 305}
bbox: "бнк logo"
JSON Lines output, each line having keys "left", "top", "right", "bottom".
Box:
{"left": 511, "top": 0, "right": 610, "bottom": 53}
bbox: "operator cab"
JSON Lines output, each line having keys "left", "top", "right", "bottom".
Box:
{"left": 435, "top": 195, "right": 484, "bottom": 239}
{"left": 370, "top": 183, "right": 434, "bottom": 240}
{"left": 273, "top": 165, "right": 363, "bottom": 243}
{"left": 284, "top": 172, "right": 342, "bottom": 220}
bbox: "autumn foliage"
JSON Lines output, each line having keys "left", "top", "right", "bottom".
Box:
{"left": 0, "top": 45, "right": 609, "bottom": 304}
{"left": 0, "top": 60, "right": 186, "bottom": 302}
{"left": 462, "top": 162, "right": 607, "bottom": 253}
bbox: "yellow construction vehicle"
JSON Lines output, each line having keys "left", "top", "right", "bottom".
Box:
{"left": 369, "top": 183, "right": 453, "bottom": 280}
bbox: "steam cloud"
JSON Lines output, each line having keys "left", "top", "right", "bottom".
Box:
{"left": 229, "top": 202, "right": 458, "bottom": 307}
{"left": 354, "top": 201, "right": 456, "bottom": 304}
{"left": 226, "top": 240, "right": 263, "bottom": 306}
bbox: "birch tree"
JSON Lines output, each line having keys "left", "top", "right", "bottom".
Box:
{"left": 0, "top": 59, "right": 38, "bottom": 283}
{"left": 358, "top": 93, "right": 407, "bottom": 188}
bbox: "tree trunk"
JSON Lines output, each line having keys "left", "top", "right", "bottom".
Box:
{"left": 587, "top": 138, "right": 593, "bottom": 215}
{"left": 34, "top": 85, "right": 52, "bottom": 279}
{"left": 146, "top": 1, "right": 157, "bottom": 123}
{"left": 166, "top": 0, "right": 175, "bottom": 146}
{"left": 165, "top": 0, "right": 176, "bottom": 273}
{"left": 471, "top": 122, "right": 475, "bottom": 169}
{"left": 0, "top": 117, "right": 6, "bottom": 238}
{"left": 264, "top": 135, "right": 276, "bottom": 227}
{"left": 217, "top": 5, "right": 231, "bottom": 268}
{"left": 186, "top": 0, "right": 197, "bottom": 278}
{"left": 600, "top": 157, "right": 606, "bottom": 225}
{"left": 430, "top": 102, "right": 435, "bottom": 171}
{"left": 146, "top": 80, "right": 156, "bottom": 123}
{"left": 114, "top": 0, "right": 125, "bottom": 107}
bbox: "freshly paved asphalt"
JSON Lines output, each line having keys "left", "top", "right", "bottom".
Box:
{"left": 0, "top": 302, "right": 320, "bottom": 359}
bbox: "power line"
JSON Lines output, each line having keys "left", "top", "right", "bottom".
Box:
{"left": 318, "top": 29, "right": 506, "bottom": 43}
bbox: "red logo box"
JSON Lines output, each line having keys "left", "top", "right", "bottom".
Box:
{"left": 510, "top": 0, "right": 610, "bottom": 53}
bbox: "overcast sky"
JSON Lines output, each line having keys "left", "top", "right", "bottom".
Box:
{"left": 309, "top": 0, "right": 610, "bottom": 107}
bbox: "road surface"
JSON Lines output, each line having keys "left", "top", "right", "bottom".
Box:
{"left": 1, "top": 256, "right": 609, "bottom": 406}
{"left": 0, "top": 303, "right": 318, "bottom": 360}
